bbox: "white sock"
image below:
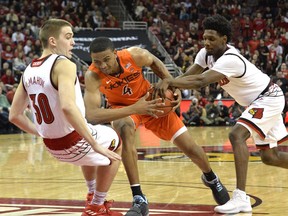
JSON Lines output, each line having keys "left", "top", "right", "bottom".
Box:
{"left": 86, "top": 179, "right": 96, "bottom": 194}
{"left": 92, "top": 191, "right": 107, "bottom": 205}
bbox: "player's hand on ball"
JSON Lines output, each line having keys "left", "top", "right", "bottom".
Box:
{"left": 146, "top": 88, "right": 175, "bottom": 117}
{"left": 152, "top": 77, "right": 172, "bottom": 100}
{"left": 132, "top": 92, "right": 165, "bottom": 118}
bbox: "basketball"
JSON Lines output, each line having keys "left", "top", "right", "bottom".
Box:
{"left": 147, "top": 88, "right": 175, "bottom": 117}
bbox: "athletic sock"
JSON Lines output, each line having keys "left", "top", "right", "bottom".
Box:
{"left": 86, "top": 179, "right": 96, "bottom": 194}
{"left": 91, "top": 191, "right": 107, "bottom": 205}
{"left": 131, "top": 184, "right": 144, "bottom": 198}
{"left": 203, "top": 170, "right": 217, "bottom": 181}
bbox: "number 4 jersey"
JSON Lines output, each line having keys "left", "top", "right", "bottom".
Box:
{"left": 22, "top": 54, "right": 85, "bottom": 139}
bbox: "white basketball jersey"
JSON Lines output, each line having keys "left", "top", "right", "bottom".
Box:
{"left": 22, "top": 54, "right": 86, "bottom": 138}
{"left": 195, "top": 45, "right": 270, "bottom": 106}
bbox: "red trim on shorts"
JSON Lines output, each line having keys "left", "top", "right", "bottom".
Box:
{"left": 43, "top": 131, "right": 83, "bottom": 150}
{"left": 238, "top": 118, "right": 265, "bottom": 139}
{"left": 278, "top": 135, "right": 288, "bottom": 145}
{"left": 255, "top": 135, "right": 288, "bottom": 150}
{"left": 255, "top": 144, "right": 270, "bottom": 150}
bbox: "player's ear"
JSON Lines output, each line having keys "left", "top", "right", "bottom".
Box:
{"left": 49, "top": 37, "right": 56, "bottom": 46}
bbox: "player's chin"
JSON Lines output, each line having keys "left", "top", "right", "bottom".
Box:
{"left": 205, "top": 48, "right": 213, "bottom": 55}
{"left": 66, "top": 53, "right": 72, "bottom": 59}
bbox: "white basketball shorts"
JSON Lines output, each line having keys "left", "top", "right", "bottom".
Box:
{"left": 43, "top": 124, "right": 120, "bottom": 166}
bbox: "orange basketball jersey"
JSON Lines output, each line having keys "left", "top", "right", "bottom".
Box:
{"left": 89, "top": 49, "right": 151, "bottom": 106}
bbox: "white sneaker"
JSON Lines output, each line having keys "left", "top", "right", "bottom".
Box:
{"left": 214, "top": 189, "right": 252, "bottom": 214}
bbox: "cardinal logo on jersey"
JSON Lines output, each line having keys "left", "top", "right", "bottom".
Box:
{"left": 248, "top": 108, "right": 264, "bottom": 119}
{"left": 109, "top": 139, "right": 117, "bottom": 151}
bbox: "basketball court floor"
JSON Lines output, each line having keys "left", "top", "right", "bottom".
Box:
{"left": 0, "top": 126, "right": 287, "bottom": 215}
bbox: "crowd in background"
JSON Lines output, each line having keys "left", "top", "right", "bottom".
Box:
{"left": 123, "top": 0, "right": 288, "bottom": 125}
{"left": 0, "top": 0, "right": 287, "bottom": 133}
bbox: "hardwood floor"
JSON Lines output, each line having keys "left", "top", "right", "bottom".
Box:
{"left": 0, "top": 126, "right": 287, "bottom": 215}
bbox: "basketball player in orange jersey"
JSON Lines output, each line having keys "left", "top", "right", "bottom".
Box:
{"left": 9, "top": 19, "right": 123, "bottom": 216}
{"left": 84, "top": 37, "right": 230, "bottom": 216}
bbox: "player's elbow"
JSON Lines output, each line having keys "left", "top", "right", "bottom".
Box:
{"left": 61, "top": 103, "right": 75, "bottom": 117}
{"left": 8, "top": 112, "right": 17, "bottom": 124}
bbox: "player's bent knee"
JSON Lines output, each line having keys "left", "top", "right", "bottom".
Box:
{"left": 112, "top": 117, "right": 134, "bottom": 132}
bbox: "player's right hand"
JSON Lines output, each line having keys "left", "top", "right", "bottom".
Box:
{"left": 132, "top": 92, "right": 164, "bottom": 117}
{"left": 92, "top": 143, "right": 122, "bottom": 161}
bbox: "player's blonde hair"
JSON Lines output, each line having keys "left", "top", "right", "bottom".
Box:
{"left": 39, "top": 19, "right": 72, "bottom": 48}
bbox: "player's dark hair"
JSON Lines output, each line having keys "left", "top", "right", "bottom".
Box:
{"left": 202, "top": 14, "right": 232, "bottom": 42}
{"left": 89, "top": 37, "right": 115, "bottom": 53}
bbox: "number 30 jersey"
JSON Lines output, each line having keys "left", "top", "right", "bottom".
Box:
{"left": 22, "top": 54, "right": 85, "bottom": 139}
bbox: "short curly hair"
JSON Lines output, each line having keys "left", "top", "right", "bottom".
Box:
{"left": 202, "top": 14, "right": 232, "bottom": 43}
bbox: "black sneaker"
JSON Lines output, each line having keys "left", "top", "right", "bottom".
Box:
{"left": 125, "top": 195, "right": 149, "bottom": 216}
{"left": 201, "top": 174, "right": 230, "bottom": 205}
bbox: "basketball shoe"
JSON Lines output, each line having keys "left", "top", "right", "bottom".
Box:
{"left": 86, "top": 192, "right": 94, "bottom": 206}
{"left": 125, "top": 195, "right": 149, "bottom": 216}
{"left": 214, "top": 189, "right": 252, "bottom": 214}
{"left": 82, "top": 200, "right": 123, "bottom": 216}
{"left": 201, "top": 174, "right": 230, "bottom": 205}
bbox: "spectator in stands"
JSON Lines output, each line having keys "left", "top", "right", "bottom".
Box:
{"left": 257, "top": 39, "right": 269, "bottom": 72}
{"left": 183, "top": 37, "right": 194, "bottom": 56}
{"left": 240, "top": 15, "right": 253, "bottom": 41}
{"left": 23, "top": 39, "right": 33, "bottom": 55}
{"left": 134, "top": 1, "right": 146, "bottom": 21}
{"left": 247, "top": 33, "right": 260, "bottom": 55}
{"left": 272, "top": 69, "right": 288, "bottom": 94}
{"left": 5, "top": 8, "right": 19, "bottom": 24}
{"left": 0, "top": 62, "right": 10, "bottom": 77}
{"left": 200, "top": 97, "right": 219, "bottom": 126}
{"left": 6, "top": 83, "right": 18, "bottom": 104}
{"left": 33, "top": 39, "right": 42, "bottom": 57}
{"left": 13, "top": 51, "right": 27, "bottom": 72}
{"left": 182, "top": 98, "right": 203, "bottom": 126}
{"left": 253, "top": 12, "right": 266, "bottom": 32}
{"left": 228, "top": 101, "right": 245, "bottom": 126}
{"left": 11, "top": 24, "right": 25, "bottom": 44}
{"left": 279, "top": 62, "right": 288, "bottom": 79}
{"left": 37, "top": 2, "right": 49, "bottom": 19}
{"left": 1, "top": 68, "right": 15, "bottom": 87}
{"left": 1, "top": 44, "right": 14, "bottom": 67}
{"left": 0, "top": 26, "right": 10, "bottom": 44}
{"left": 267, "top": 41, "right": 278, "bottom": 74}
{"left": 163, "top": 40, "right": 175, "bottom": 58}
{"left": 105, "top": 13, "right": 119, "bottom": 28}
{"left": 173, "top": 46, "right": 186, "bottom": 67}
{"left": 148, "top": 22, "right": 161, "bottom": 36}
{"left": 217, "top": 101, "right": 230, "bottom": 126}
{"left": 268, "top": 39, "right": 284, "bottom": 71}
{"left": 150, "top": 44, "right": 165, "bottom": 61}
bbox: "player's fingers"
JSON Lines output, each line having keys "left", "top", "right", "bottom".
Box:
{"left": 144, "top": 92, "right": 150, "bottom": 99}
